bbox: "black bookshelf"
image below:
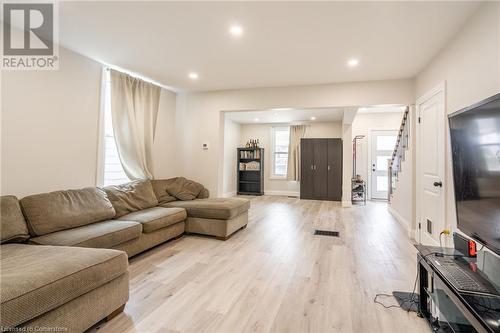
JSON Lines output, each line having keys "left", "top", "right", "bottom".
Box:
{"left": 237, "top": 148, "right": 264, "bottom": 195}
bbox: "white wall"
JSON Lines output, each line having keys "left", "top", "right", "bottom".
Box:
{"left": 1, "top": 47, "right": 101, "bottom": 197}
{"left": 1, "top": 46, "right": 178, "bottom": 197}
{"left": 176, "top": 79, "right": 415, "bottom": 198}
{"left": 237, "top": 121, "right": 342, "bottom": 196}
{"left": 414, "top": 2, "right": 500, "bottom": 239}
{"left": 222, "top": 117, "right": 242, "bottom": 197}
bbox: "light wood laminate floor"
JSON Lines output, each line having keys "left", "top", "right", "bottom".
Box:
{"left": 100, "top": 196, "right": 430, "bottom": 333}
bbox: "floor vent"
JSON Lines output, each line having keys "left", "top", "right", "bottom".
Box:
{"left": 314, "top": 230, "right": 340, "bottom": 237}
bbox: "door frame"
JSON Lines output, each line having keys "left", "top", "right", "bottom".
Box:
{"left": 367, "top": 128, "right": 399, "bottom": 200}
{"left": 369, "top": 130, "right": 398, "bottom": 200}
{"left": 415, "top": 82, "right": 447, "bottom": 245}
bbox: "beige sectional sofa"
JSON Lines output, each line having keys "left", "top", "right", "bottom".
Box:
{"left": 0, "top": 177, "right": 250, "bottom": 331}
{"left": 0, "top": 196, "right": 129, "bottom": 332}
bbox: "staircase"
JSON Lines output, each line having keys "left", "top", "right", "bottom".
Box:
{"left": 388, "top": 106, "right": 410, "bottom": 200}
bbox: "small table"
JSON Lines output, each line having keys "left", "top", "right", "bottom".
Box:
{"left": 416, "top": 245, "right": 500, "bottom": 333}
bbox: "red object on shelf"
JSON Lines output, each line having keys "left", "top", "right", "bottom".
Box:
{"left": 468, "top": 240, "right": 477, "bottom": 257}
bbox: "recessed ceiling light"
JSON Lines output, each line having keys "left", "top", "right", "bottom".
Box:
{"left": 229, "top": 25, "right": 243, "bottom": 37}
{"left": 188, "top": 72, "right": 199, "bottom": 80}
{"left": 271, "top": 107, "right": 292, "bottom": 111}
{"left": 347, "top": 58, "right": 359, "bottom": 67}
{"left": 310, "top": 116, "right": 316, "bottom": 121}
{"left": 253, "top": 117, "right": 259, "bottom": 122}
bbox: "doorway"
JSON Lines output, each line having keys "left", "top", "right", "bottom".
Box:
{"left": 416, "top": 83, "right": 446, "bottom": 246}
{"left": 370, "top": 130, "right": 398, "bottom": 199}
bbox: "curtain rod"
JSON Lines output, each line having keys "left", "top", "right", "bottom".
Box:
{"left": 104, "top": 66, "right": 179, "bottom": 92}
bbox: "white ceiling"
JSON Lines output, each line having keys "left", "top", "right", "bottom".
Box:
{"left": 225, "top": 108, "right": 345, "bottom": 124}
{"left": 57, "top": 1, "right": 480, "bottom": 91}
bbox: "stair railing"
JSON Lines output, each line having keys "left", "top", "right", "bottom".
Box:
{"left": 388, "top": 106, "right": 410, "bottom": 201}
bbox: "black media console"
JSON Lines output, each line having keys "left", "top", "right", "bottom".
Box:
{"left": 416, "top": 245, "right": 500, "bottom": 333}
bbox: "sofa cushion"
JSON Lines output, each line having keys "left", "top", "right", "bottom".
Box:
{"left": 0, "top": 244, "right": 128, "bottom": 328}
{"left": 164, "top": 177, "right": 205, "bottom": 201}
{"left": 0, "top": 196, "right": 30, "bottom": 244}
{"left": 161, "top": 198, "right": 250, "bottom": 220}
{"left": 117, "top": 207, "right": 187, "bottom": 233}
{"left": 20, "top": 187, "right": 116, "bottom": 237}
{"left": 197, "top": 188, "right": 210, "bottom": 199}
{"left": 30, "top": 220, "right": 142, "bottom": 248}
{"left": 104, "top": 180, "right": 158, "bottom": 218}
{"left": 150, "top": 179, "right": 178, "bottom": 205}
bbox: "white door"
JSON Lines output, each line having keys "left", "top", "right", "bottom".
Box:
{"left": 417, "top": 84, "right": 446, "bottom": 246}
{"left": 371, "top": 130, "right": 398, "bottom": 199}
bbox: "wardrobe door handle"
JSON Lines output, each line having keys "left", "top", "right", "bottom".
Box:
{"left": 311, "top": 165, "right": 314, "bottom": 170}
{"left": 328, "top": 165, "right": 331, "bottom": 171}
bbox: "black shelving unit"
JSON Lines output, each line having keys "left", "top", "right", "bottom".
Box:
{"left": 237, "top": 148, "right": 264, "bottom": 195}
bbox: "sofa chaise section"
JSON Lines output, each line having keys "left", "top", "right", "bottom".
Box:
{"left": 1, "top": 244, "right": 129, "bottom": 331}
{"left": 152, "top": 178, "right": 250, "bottom": 240}
{"left": 0, "top": 195, "right": 129, "bottom": 332}
{"left": 162, "top": 199, "right": 249, "bottom": 240}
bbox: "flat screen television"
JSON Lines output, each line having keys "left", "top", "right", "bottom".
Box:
{"left": 449, "top": 93, "right": 500, "bottom": 255}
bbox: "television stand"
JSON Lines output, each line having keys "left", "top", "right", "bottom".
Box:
{"left": 416, "top": 245, "right": 500, "bottom": 333}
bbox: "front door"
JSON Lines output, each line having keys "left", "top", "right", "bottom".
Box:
{"left": 417, "top": 85, "right": 446, "bottom": 246}
{"left": 371, "top": 130, "right": 398, "bottom": 199}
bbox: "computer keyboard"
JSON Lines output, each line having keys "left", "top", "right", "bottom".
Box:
{"left": 433, "top": 257, "right": 499, "bottom": 296}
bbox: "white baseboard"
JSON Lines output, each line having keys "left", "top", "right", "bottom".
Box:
{"left": 388, "top": 205, "right": 411, "bottom": 234}
{"left": 222, "top": 191, "right": 237, "bottom": 198}
{"left": 264, "top": 190, "right": 299, "bottom": 197}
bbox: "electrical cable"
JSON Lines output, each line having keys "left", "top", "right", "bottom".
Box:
{"left": 373, "top": 251, "right": 465, "bottom": 313}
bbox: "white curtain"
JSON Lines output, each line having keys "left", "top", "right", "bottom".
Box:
{"left": 110, "top": 69, "right": 161, "bottom": 180}
{"left": 287, "top": 125, "right": 307, "bottom": 181}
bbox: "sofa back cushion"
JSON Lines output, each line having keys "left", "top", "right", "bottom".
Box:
{"left": 0, "top": 196, "right": 30, "bottom": 244}
{"left": 198, "top": 188, "right": 210, "bottom": 199}
{"left": 103, "top": 180, "right": 158, "bottom": 218}
{"left": 20, "top": 188, "right": 116, "bottom": 236}
{"left": 150, "top": 179, "right": 178, "bottom": 204}
{"left": 164, "top": 177, "right": 205, "bottom": 201}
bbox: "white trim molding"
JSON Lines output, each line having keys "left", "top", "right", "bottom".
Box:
{"left": 264, "top": 190, "right": 299, "bottom": 197}
{"left": 388, "top": 205, "right": 412, "bottom": 238}
{"left": 223, "top": 191, "right": 237, "bottom": 198}
{"left": 342, "top": 200, "right": 352, "bottom": 207}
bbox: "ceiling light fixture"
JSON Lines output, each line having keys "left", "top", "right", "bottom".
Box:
{"left": 271, "top": 107, "right": 292, "bottom": 111}
{"left": 253, "top": 117, "right": 259, "bottom": 122}
{"left": 347, "top": 58, "right": 359, "bottom": 67}
{"left": 229, "top": 25, "right": 243, "bottom": 37}
{"left": 188, "top": 72, "right": 199, "bottom": 80}
{"left": 310, "top": 116, "right": 316, "bottom": 121}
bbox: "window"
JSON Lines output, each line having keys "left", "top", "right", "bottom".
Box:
{"left": 101, "top": 69, "right": 129, "bottom": 186}
{"left": 271, "top": 127, "right": 290, "bottom": 177}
